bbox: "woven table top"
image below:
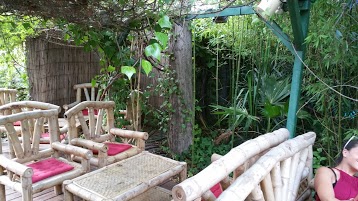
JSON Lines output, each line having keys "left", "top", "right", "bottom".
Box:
{"left": 72, "top": 152, "right": 181, "bottom": 199}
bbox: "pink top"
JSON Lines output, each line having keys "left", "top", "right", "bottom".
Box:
{"left": 316, "top": 168, "right": 358, "bottom": 200}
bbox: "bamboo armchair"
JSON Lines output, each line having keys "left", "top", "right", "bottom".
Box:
{"left": 63, "top": 83, "right": 127, "bottom": 118}
{"left": 0, "top": 88, "right": 17, "bottom": 114}
{"left": 63, "top": 83, "right": 103, "bottom": 111}
{"left": 216, "top": 131, "right": 316, "bottom": 201}
{"left": 0, "top": 109, "right": 92, "bottom": 201}
{"left": 64, "top": 101, "right": 148, "bottom": 168}
{"left": 172, "top": 128, "right": 290, "bottom": 201}
{"left": 0, "top": 101, "right": 67, "bottom": 150}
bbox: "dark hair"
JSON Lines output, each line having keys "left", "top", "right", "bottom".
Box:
{"left": 335, "top": 138, "right": 358, "bottom": 165}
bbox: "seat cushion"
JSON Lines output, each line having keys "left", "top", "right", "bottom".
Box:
{"left": 27, "top": 158, "right": 74, "bottom": 183}
{"left": 82, "top": 109, "right": 99, "bottom": 116}
{"left": 41, "top": 132, "right": 66, "bottom": 143}
{"left": 13, "top": 121, "right": 21, "bottom": 126}
{"left": 210, "top": 183, "right": 223, "bottom": 198}
{"left": 92, "top": 143, "right": 132, "bottom": 156}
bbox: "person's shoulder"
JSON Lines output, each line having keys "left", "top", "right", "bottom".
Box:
{"left": 316, "top": 166, "right": 333, "bottom": 173}
{"left": 316, "top": 166, "right": 338, "bottom": 177}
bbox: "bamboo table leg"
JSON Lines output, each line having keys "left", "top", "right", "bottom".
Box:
{"left": 63, "top": 180, "right": 74, "bottom": 201}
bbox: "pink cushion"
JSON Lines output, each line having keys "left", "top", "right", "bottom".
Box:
{"left": 27, "top": 158, "right": 74, "bottom": 183}
{"left": 13, "top": 121, "right": 21, "bottom": 126}
{"left": 92, "top": 143, "right": 132, "bottom": 156}
{"left": 41, "top": 132, "right": 66, "bottom": 143}
{"left": 82, "top": 109, "right": 99, "bottom": 116}
{"left": 210, "top": 183, "right": 223, "bottom": 198}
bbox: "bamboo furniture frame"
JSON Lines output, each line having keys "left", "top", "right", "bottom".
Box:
{"left": 64, "top": 151, "right": 187, "bottom": 201}
{"left": 0, "top": 88, "right": 17, "bottom": 108}
{"left": 63, "top": 83, "right": 103, "bottom": 111}
{"left": 63, "top": 82, "right": 127, "bottom": 118}
{"left": 64, "top": 101, "right": 148, "bottom": 168}
{"left": 0, "top": 101, "right": 68, "bottom": 157}
{"left": 216, "top": 132, "right": 316, "bottom": 201}
{"left": 172, "top": 128, "right": 290, "bottom": 201}
{"left": 0, "top": 109, "right": 93, "bottom": 201}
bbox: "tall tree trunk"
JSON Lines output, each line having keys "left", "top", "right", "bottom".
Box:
{"left": 168, "top": 21, "right": 193, "bottom": 154}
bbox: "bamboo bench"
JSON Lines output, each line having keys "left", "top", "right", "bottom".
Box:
{"left": 217, "top": 132, "right": 315, "bottom": 201}
{"left": 172, "top": 128, "right": 290, "bottom": 201}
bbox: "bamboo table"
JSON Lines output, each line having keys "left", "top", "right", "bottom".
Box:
{"left": 63, "top": 151, "right": 187, "bottom": 201}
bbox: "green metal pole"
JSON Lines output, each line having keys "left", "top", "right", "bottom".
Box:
{"left": 286, "top": 0, "right": 311, "bottom": 138}
{"left": 286, "top": 50, "right": 304, "bottom": 138}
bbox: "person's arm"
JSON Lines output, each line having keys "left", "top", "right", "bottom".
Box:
{"left": 314, "top": 167, "right": 342, "bottom": 201}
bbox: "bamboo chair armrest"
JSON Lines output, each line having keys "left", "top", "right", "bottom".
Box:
{"left": 63, "top": 101, "right": 80, "bottom": 110}
{"left": 0, "top": 155, "right": 32, "bottom": 177}
{"left": 109, "top": 128, "right": 149, "bottom": 140}
{"left": 51, "top": 142, "right": 93, "bottom": 160}
{"left": 70, "top": 138, "right": 108, "bottom": 152}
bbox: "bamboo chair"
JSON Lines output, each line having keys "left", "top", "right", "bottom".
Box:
{"left": 215, "top": 132, "right": 316, "bottom": 201}
{"left": 0, "top": 88, "right": 17, "bottom": 108}
{"left": 0, "top": 109, "right": 92, "bottom": 201}
{"left": 172, "top": 128, "right": 290, "bottom": 201}
{"left": 0, "top": 101, "right": 67, "bottom": 153}
{"left": 64, "top": 101, "right": 148, "bottom": 168}
{"left": 63, "top": 83, "right": 127, "bottom": 118}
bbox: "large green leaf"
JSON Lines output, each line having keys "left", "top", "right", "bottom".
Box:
{"left": 141, "top": 59, "right": 153, "bottom": 76}
{"left": 158, "top": 15, "right": 172, "bottom": 29}
{"left": 144, "top": 43, "right": 162, "bottom": 61}
{"left": 155, "top": 32, "right": 169, "bottom": 48}
{"left": 121, "top": 66, "right": 136, "bottom": 79}
{"left": 262, "top": 103, "right": 281, "bottom": 118}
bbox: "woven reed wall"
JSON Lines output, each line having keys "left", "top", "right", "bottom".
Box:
{"left": 26, "top": 34, "right": 101, "bottom": 115}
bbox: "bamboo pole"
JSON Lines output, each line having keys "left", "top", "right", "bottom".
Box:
{"left": 271, "top": 162, "right": 282, "bottom": 201}
{"left": 21, "top": 175, "right": 33, "bottom": 201}
{"left": 110, "top": 128, "right": 149, "bottom": 140}
{"left": 14, "top": 149, "right": 54, "bottom": 164}
{"left": 95, "top": 109, "right": 104, "bottom": 137}
{"left": 287, "top": 152, "right": 300, "bottom": 201}
{"left": 5, "top": 123, "right": 24, "bottom": 158}
{"left": 88, "top": 107, "right": 95, "bottom": 138}
{"left": 249, "top": 184, "right": 264, "bottom": 201}
{"left": 0, "top": 164, "right": 5, "bottom": 201}
{"left": 32, "top": 117, "right": 45, "bottom": 154}
{"left": 0, "top": 155, "right": 33, "bottom": 177}
{"left": 172, "top": 128, "right": 290, "bottom": 201}
{"left": 51, "top": 142, "right": 93, "bottom": 159}
{"left": 91, "top": 86, "right": 95, "bottom": 101}
{"left": 290, "top": 148, "right": 309, "bottom": 201}
{"left": 20, "top": 120, "right": 32, "bottom": 157}
{"left": 216, "top": 132, "right": 316, "bottom": 201}
{"left": 280, "top": 158, "right": 291, "bottom": 200}
{"left": 261, "top": 173, "right": 275, "bottom": 201}
{"left": 0, "top": 101, "right": 60, "bottom": 113}
{"left": 64, "top": 101, "right": 115, "bottom": 118}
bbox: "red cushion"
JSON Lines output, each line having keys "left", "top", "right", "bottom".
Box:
{"left": 210, "top": 183, "right": 223, "bottom": 198}
{"left": 27, "top": 158, "right": 74, "bottom": 183}
{"left": 82, "top": 109, "right": 99, "bottom": 116}
{"left": 13, "top": 121, "right": 21, "bottom": 126}
{"left": 92, "top": 143, "right": 132, "bottom": 156}
{"left": 41, "top": 132, "right": 66, "bottom": 143}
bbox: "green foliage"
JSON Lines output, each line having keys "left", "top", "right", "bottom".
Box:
{"left": 0, "top": 15, "right": 40, "bottom": 98}
{"left": 175, "top": 124, "right": 231, "bottom": 176}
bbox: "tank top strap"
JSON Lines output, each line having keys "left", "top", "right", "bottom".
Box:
{"left": 329, "top": 167, "right": 338, "bottom": 187}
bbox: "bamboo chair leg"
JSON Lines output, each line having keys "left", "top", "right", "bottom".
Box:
{"left": 54, "top": 184, "right": 62, "bottom": 195}
{"left": 63, "top": 180, "right": 74, "bottom": 201}
{"left": 0, "top": 184, "right": 5, "bottom": 201}
{"left": 22, "top": 176, "right": 32, "bottom": 201}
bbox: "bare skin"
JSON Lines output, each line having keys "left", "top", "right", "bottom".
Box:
{"left": 315, "top": 147, "right": 358, "bottom": 201}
